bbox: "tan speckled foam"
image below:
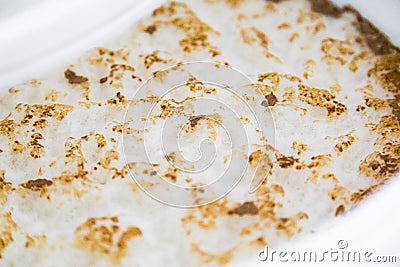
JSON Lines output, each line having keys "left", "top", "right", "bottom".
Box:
{"left": 0, "top": 0, "right": 399, "bottom": 266}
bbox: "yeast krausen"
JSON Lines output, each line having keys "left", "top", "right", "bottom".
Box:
{"left": 0, "top": 0, "right": 399, "bottom": 266}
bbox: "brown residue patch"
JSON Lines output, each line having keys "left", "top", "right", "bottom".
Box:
{"left": 367, "top": 54, "right": 400, "bottom": 123}
{"left": 0, "top": 170, "right": 13, "bottom": 205}
{"left": 152, "top": 1, "right": 179, "bottom": 16}
{"left": 334, "top": 132, "right": 357, "bottom": 156}
{"left": 248, "top": 150, "right": 273, "bottom": 173}
{"left": 350, "top": 184, "right": 379, "bottom": 204}
{"left": 99, "top": 77, "right": 108, "bottom": 84}
{"left": 307, "top": 154, "right": 332, "bottom": 168}
{"left": 356, "top": 105, "right": 365, "bottom": 112}
{"left": 142, "top": 51, "right": 169, "bottom": 69}
{"left": 24, "top": 234, "right": 47, "bottom": 249}
{"left": 241, "top": 27, "right": 281, "bottom": 61}
{"left": 28, "top": 133, "right": 45, "bottom": 159}
{"left": 328, "top": 184, "right": 349, "bottom": 201}
{"left": 335, "top": 205, "right": 345, "bottom": 216}
{"left": 189, "top": 115, "right": 205, "bottom": 128}
{"left": 275, "top": 212, "right": 309, "bottom": 236}
{"left": 87, "top": 47, "right": 130, "bottom": 67}
{"left": 224, "top": 0, "right": 245, "bottom": 8}
{"left": 289, "top": 33, "right": 299, "bottom": 43}
{"left": 295, "top": 154, "right": 332, "bottom": 170}
{"left": 257, "top": 72, "right": 281, "bottom": 93}
{"left": 64, "top": 137, "right": 90, "bottom": 181}
{"left": 282, "top": 87, "right": 296, "bottom": 103}
{"left": 308, "top": 21, "right": 326, "bottom": 35}
{"left": 298, "top": 84, "right": 347, "bottom": 117}
{"left": 371, "top": 114, "right": 400, "bottom": 134}
{"left": 64, "top": 69, "right": 88, "bottom": 84}
{"left": 106, "top": 92, "right": 128, "bottom": 106}
{"left": 0, "top": 212, "right": 17, "bottom": 259}
{"left": 26, "top": 79, "right": 41, "bottom": 87}
{"left": 44, "top": 90, "right": 62, "bottom": 102}
{"left": 75, "top": 217, "right": 142, "bottom": 263}
{"left": 159, "top": 99, "right": 176, "bottom": 119}
{"left": 298, "top": 84, "right": 335, "bottom": 105}
{"left": 309, "top": 0, "right": 342, "bottom": 18}
{"left": 389, "top": 94, "right": 400, "bottom": 123}
{"left": 239, "top": 183, "right": 306, "bottom": 237}
{"left": 153, "top": 2, "right": 220, "bottom": 56}
{"left": 17, "top": 103, "right": 73, "bottom": 124}
{"left": 248, "top": 150, "right": 263, "bottom": 169}
{"left": 94, "top": 133, "right": 107, "bottom": 149}
{"left": 306, "top": 169, "right": 320, "bottom": 184}
{"left": 276, "top": 153, "right": 299, "bottom": 168}
{"left": 21, "top": 178, "right": 53, "bottom": 190}
{"left": 99, "top": 149, "right": 119, "bottom": 169}
{"left": 349, "top": 52, "right": 368, "bottom": 72}
{"left": 52, "top": 171, "right": 91, "bottom": 195}
{"left": 297, "top": 8, "right": 321, "bottom": 24}
{"left": 248, "top": 149, "right": 273, "bottom": 187}
{"left": 260, "top": 100, "right": 269, "bottom": 107}
{"left": 232, "top": 201, "right": 258, "bottom": 216}
{"left": 359, "top": 151, "right": 400, "bottom": 180}
{"left": 270, "top": 183, "right": 285, "bottom": 196}
{"left": 182, "top": 185, "right": 306, "bottom": 266}
{"left": 356, "top": 83, "right": 374, "bottom": 98}
{"left": 8, "top": 88, "right": 20, "bottom": 94}
{"left": 181, "top": 198, "right": 231, "bottom": 231}
{"left": 19, "top": 177, "right": 53, "bottom": 198}
{"left": 105, "top": 64, "right": 138, "bottom": 88}
{"left": 11, "top": 140, "right": 25, "bottom": 154}
{"left": 110, "top": 163, "right": 135, "bottom": 180}
{"left": 183, "top": 113, "right": 221, "bottom": 140}
{"left": 343, "top": 6, "right": 400, "bottom": 55}
{"left": 321, "top": 173, "right": 339, "bottom": 183}
{"left": 360, "top": 115, "right": 400, "bottom": 180}
{"left": 163, "top": 167, "right": 178, "bottom": 183}
{"left": 144, "top": 24, "right": 157, "bottom": 34}
{"left": 63, "top": 131, "right": 115, "bottom": 183}
{"left": 112, "top": 124, "right": 124, "bottom": 134}
{"left": 241, "top": 27, "right": 270, "bottom": 48}
{"left": 190, "top": 242, "right": 236, "bottom": 266}
{"left": 80, "top": 81, "right": 90, "bottom": 100}
{"left": 365, "top": 98, "right": 388, "bottom": 111}
{"left": 186, "top": 75, "right": 204, "bottom": 91}
{"left": 277, "top": 22, "right": 291, "bottom": 30}
{"left": 303, "top": 59, "right": 316, "bottom": 79}
{"left": 265, "top": 93, "right": 278, "bottom": 106}
{"left": 0, "top": 119, "right": 15, "bottom": 137}
{"left": 117, "top": 226, "right": 142, "bottom": 250}
{"left": 368, "top": 54, "right": 400, "bottom": 94}
{"left": 291, "top": 141, "right": 309, "bottom": 156}
{"left": 321, "top": 38, "right": 354, "bottom": 65}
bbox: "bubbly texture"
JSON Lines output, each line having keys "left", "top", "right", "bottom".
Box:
{"left": 0, "top": 0, "right": 399, "bottom": 266}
